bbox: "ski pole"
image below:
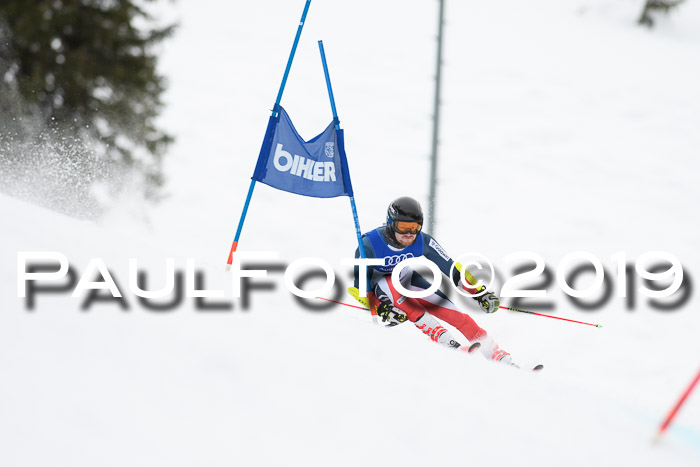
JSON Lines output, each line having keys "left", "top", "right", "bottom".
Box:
{"left": 317, "top": 297, "right": 603, "bottom": 328}
{"left": 500, "top": 306, "right": 602, "bottom": 328}
{"left": 654, "top": 366, "right": 700, "bottom": 443}
{"left": 316, "top": 296, "right": 369, "bottom": 311}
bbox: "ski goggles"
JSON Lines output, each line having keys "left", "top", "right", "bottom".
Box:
{"left": 394, "top": 221, "right": 422, "bottom": 234}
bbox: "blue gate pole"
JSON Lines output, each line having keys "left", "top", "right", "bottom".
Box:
{"left": 227, "top": 1, "right": 312, "bottom": 267}
{"left": 273, "top": 0, "right": 312, "bottom": 116}
{"left": 318, "top": 41, "right": 376, "bottom": 321}
{"left": 318, "top": 41, "right": 339, "bottom": 128}
{"left": 318, "top": 41, "right": 364, "bottom": 257}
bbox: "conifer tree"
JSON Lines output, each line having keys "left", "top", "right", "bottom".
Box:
{"left": 0, "top": 0, "right": 175, "bottom": 215}
{"left": 639, "top": 0, "right": 686, "bottom": 27}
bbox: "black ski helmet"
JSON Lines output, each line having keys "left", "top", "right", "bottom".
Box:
{"left": 386, "top": 196, "right": 423, "bottom": 246}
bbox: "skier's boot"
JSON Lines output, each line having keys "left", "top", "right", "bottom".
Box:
{"left": 477, "top": 336, "right": 519, "bottom": 368}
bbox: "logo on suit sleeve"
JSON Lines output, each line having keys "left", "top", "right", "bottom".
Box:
{"left": 429, "top": 238, "right": 450, "bottom": 261}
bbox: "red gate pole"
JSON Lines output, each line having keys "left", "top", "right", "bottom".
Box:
{"left": 654, "top": 367, "right": 700, "bottom": 442}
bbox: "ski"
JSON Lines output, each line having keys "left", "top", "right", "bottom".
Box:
{"left": 347, "top": 286, "right": 370, "bottom": 309}
{"left": 505, "top": 362, "right": 544, "bottom": 372}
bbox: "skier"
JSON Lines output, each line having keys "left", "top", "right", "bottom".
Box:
{"left": 353, "top": 196, "right": 517, "bottom": 366}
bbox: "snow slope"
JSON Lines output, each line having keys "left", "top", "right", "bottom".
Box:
{"left": 2, "top": 0, "right": 700, "bottom": 466}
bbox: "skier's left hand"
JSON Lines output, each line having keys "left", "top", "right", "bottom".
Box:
{"left": 475, "top": 291, "right": 500, "bottom": 313}
{"left": 376, "top": 301, "right": 408, "bottom": 326}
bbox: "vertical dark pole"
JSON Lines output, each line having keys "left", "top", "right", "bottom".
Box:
{"left": 427, "top": 0, "right": 445, "bottom": 234}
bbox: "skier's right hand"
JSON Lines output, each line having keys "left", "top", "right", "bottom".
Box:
{"left": 376, "top": 302, "right": 408, "bottom": 326}
{"left": 475, "top": 290, "right": 500, "bottom": 313}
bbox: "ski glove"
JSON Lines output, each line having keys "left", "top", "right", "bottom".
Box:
{"left": 376, "top": 302, "right": 408, "bottom": 326}
{"left": 475, "top": 290, "right": 500, "bottom": 313}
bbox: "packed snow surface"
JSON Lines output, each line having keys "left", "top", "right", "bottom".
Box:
{"left": 2, "top": 1, "right": 699, "bottom": 466}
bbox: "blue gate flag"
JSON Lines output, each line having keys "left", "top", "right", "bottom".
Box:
{"left": 252, "top": 106, "right": 354, "bottom": 198}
